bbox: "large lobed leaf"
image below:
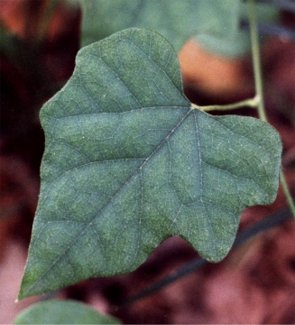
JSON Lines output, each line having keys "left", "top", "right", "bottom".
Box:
{"left": 80, "top": 0, "right": 278, "bottom": 57}
{"left": 14, "top": 300, "right": 119, "bottom": 324}
{"left": 80, "top": 0, "right": 239, "bottom": 50}
{"left": 196, "top": 1, "right": 278, "bottom": 57}
{"left": 19, "top": 28, "right": 281, "bottom": 299}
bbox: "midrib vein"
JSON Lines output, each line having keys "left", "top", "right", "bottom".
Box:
{"left": 26, "top": 107, "right": 192, "bottom": 295}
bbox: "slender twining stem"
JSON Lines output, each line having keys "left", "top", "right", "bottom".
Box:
{"left": 248, "top": 0, "right": 295, "bottom": 217}
{"left": 280, "top": 171, "right": 295, "bottom": 216}
{"left": 191, "top": 96, "right": 259, "bottom": 112}
{"left": 248, "top": 0, "right": 267, "bottom": 122}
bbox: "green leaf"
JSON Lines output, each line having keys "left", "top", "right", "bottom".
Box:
{"left": 14, "top": 300, "right": 119, "bottom": 324}
{"left": 19, "top": 28, "right": 281, "bottom": 299}
{"left": 196, "top": 1, "right": 278, "bottom": 58}
{"left": 80, "top": 0, "right": 240, "bottom": 50}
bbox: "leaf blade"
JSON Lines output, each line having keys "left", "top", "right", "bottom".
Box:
{"left": 14, "top": 300, "right": 119, "bottom": 324}
{"left": 19, "top": 28, "right": 281, "bottom": 299}
{"left": 80, "top": 0, "right": 240, "bottom": 50}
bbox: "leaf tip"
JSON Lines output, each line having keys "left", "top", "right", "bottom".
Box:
{"left": 17, "top": 273, "right": 34, "bottom": 301}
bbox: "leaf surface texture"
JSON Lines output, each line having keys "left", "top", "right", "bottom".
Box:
{"left": 19, "top": 28, "right": 281, "bottom": 298}
{"left": 80, "top": 0, "right": 239, "bottom": 49}
{"left": 14, "top": 300, "right": 119, "bottom": 324}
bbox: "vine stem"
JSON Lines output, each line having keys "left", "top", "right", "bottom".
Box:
{"left": 280, "top": 171, "right": 295, "bottom": 216}
{"left": 248, "top": 0, "right": 267, "bottom": 122}
{"left": 191, "top": 96, "right": 259, "bottom": 112}
{"left": 247, "top": 0, "right": 295, "bottom": 217}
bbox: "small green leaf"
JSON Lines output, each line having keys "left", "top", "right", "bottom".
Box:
{"left": 80, "top": 0, "right": 240, "bottom": 50}
{"left": 14, "top": 300, "right": 119, "bottom": 324}
{"left": 19, "top": 28, "right": 281, "bottom": 299}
